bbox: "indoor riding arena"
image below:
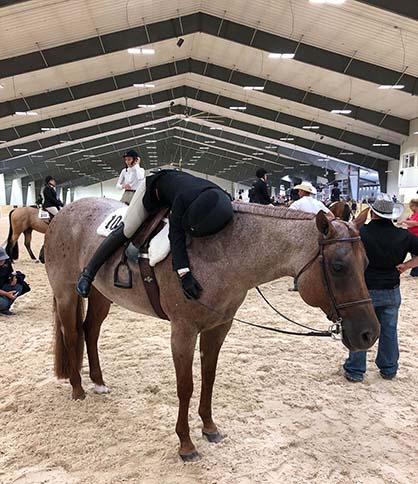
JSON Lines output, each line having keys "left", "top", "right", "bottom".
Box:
{"left": 1, "top": 1, "right": 418, "bottom": 483}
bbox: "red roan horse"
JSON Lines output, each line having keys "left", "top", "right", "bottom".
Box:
{"left": 44, "top": 199, "right": 379, "bottom": 461}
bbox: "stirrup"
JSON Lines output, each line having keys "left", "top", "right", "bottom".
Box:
{"left": 114, "top": 258, "right": 132, "bottom": 289}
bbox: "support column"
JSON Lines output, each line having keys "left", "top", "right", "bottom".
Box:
{"left": 65, "top": 188, "right": 72, "bottom": 205}
{"left": 348, "top": 166, "right": 360, "bottom": 201}
{"left": 26, "top": 182, "right": 36, "bottom": 206}
{"left": 398, "top": 117, "right": 418, "bottom": 202}
{"left": 10, "top": 178, "right": 23, "bottom": 206}
{"left": 0, "top": 174, "right": 6, "bottom": 205}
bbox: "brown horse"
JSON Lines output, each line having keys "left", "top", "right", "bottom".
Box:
{"left": 329, "top": 201, "right": 351, "bottom": 221}
{"left": 5, "top": 207, "right": 49, "bottom": 260}
{"left": 44, "top": 198, "right": 379, "bottom": 461}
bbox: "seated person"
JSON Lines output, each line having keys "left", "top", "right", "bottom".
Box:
{"left": 0, "top": 247, "right": 23, "bottom": 316}
{"left": 76, "top": 169, "right": 233, "bottom": 300}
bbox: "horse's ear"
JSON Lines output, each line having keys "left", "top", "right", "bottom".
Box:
{"left": 353, "top": 208, "right": 369, "bottom": 230}
{"left": 316, "top": 210, "right": 335, "bottom": 236}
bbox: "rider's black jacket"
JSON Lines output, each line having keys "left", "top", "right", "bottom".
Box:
{"left": 142, "top": 170, "right": 222, "bottom": 271}
{"left": 43, "top": 184, "right": 63, "bottom": 210}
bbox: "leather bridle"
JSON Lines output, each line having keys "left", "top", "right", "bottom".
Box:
{"left": 294, "top": 230, "right": 372, "bottom": 336}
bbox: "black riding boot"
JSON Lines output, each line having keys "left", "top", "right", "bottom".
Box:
{"left": 76, "top": 223, "right": 128, "bottom": 298}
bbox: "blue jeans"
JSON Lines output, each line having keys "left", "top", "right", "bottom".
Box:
{"left": 343, "top": 287, "right": 401, "bottom": 380}
{"left": 0, "top": 284, "right": 23, "bottom": 313}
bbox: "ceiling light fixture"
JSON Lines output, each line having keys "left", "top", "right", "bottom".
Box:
{"left": 41, "top": 127, "right": 59, "bottom": 132}
{"left": 13, "top": 148, "right": 28, "bottom": 152}
{"left": 302, "top": 125, "right": 320, "bottom": 129}
{"left": 252, "top": 152, "right": 264, "bottom": 155}
{"left": 243, "top": 86, "right": 264, "bottom": 91}
{"left": 268, "top": 53, "right": 295, "bottom": 59}
{"left": 133, "top": 83, "right": 155, "bottom": 88}
{"left": 280, "top": 137, "right": 295, "bottom": 141}
{"left": 145, "top": 140, "right": 156, "bottom": 143}
{"left": 144, "top": 127, "right": 156, "bottom": 130}
{"left": 128, "top": 47, "right": 155, "bottom": 54}
{"left": 138, "top": 104, "right": 156, "bottom": 108}
{"left": 15, "top": 111, "right": 39, "bottom": 116}
{"left": 340, "top": 151, "right": 354, "bottom": 155}
{"left": 378, "top": 85, "right": 405, "bottom": 90}
{"left": 330, "top": 109, "right": 352, "bottom": 114}
{"left": 210, "top": 127, "right": 222, "bottom": 130}
{"left": 229, "top": 106, "right": 247, "bottom": 111}
{"left": 372, "top": 143, "right": 389, "bottom": 147}
{"left": 309, "top": 0, "right": 345, "bottom": 4}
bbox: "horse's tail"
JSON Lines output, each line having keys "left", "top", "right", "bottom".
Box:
{"left": 343, "top": 204, "right": 351, "bottom": 222}
{"left": 54, "top": 295, "right": 85, "bottom": 379}
{"left": 5, "top": 209, "right": 19, "bottom": 260}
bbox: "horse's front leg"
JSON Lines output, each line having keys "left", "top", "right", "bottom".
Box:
{"left": 199, "top": 321, "right": 232, "bottom": 443}
{"left": 171, "top": 322, "right": 199, "bottom": 461}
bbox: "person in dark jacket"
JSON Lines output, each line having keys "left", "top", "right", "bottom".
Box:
{"left": 0, "top": 247, "right": 23, "bottom": 316}
{"left": 42, "top": 176, "right": 63, "bottom": 216}
{"left": 330, "top": 182, "right": 341, "bottom": 202}
{"left": 76, "top": 169, "right": 233, "bottom": 300}
{"left": 251, "top": 168, "right": 272, "bottom": 205}
{"left": 343, "top": 194, "right": 418, "bottom": 382}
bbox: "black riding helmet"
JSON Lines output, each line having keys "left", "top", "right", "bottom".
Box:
{"left": 183, "top": 190, "right": 233, "bottom": 237}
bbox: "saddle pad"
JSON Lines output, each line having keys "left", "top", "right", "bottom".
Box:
{"left": 38, "top": 209, "right": 50, "bottom": 220}
{"left": 97, "top": 207, "right": 128, "bottom": 237}
{"left": 98, "top": 208, "right": 171, "bottom": 266}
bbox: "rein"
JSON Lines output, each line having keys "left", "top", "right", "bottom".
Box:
{"left": 195, "top": 227, "right": 371, "bottom": 340}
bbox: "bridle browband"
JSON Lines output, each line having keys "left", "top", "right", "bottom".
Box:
{"left": 295, "top": 227, "right": 372, "bottom": 332}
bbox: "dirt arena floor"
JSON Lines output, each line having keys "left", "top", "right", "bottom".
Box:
{"left": 1, "top": 216, "right": 418, "bottom": 484}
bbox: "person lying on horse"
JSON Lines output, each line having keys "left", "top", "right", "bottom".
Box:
{"left": 42, "top": 176, "right": 64, "bottom": 217}
{"left": 76, "top": 169, "right": 233, "bottom": 300}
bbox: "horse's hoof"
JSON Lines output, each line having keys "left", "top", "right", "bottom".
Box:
{"left": 94, "top": 384, "right": 109, "bottom": 394}
{"left": 180, "top": 450, "right": 201, "bottom": 462}
{"left": 202, "top": 430, "right": 223, "bottom": 443}
{"left": 72, "top": 391, "right": 86, "bottom": 401}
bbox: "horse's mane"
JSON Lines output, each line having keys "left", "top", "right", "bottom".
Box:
{"left": 232, "top": 202, "right": 316, "bottom": 220}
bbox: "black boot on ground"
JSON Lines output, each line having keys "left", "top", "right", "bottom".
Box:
{"left": 76, "top": 224, "right": 128, "bottom": 298}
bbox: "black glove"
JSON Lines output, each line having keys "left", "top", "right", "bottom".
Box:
{"left": 180, "top": 272, "right": 203, "bottom": 300}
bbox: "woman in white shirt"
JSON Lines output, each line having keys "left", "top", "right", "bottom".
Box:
{"left": 116, "top": 149, "right": 145, "bottom": 204}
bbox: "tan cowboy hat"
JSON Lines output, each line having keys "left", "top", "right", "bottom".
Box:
{"left": 368, "top": 193, "right": 404, "bottom": 220}
{"left": 294, "top": 181, "right": 317, "bottom": 195}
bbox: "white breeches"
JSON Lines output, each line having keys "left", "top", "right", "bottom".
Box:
{"left": 46, "top": 206, "right": 59, "bottom": 216}
{"left": 122, "top": 178, "right": 149, "bottom": 238}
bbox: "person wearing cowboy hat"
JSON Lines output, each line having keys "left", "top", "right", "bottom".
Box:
{"left": 116, "top": 149, "right": 145, "bottom": 205}
{"left": 289, "top": 181, "right": 330, "bottom": 214}
{"left": 287, "top": 182, "right": 330, "bottom": 292}
{"left": 343, "top": 193, "right": 418, "bottom": 383}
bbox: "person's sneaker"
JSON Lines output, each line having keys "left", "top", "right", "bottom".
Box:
{"left": 380, "top": 372, "right": 396, "bottom": 380}
{"left": 0, "top": 310, "right": 15, "bottom": 316}
{"left": 344, "top": 372, "right": 363, "bottom": 383}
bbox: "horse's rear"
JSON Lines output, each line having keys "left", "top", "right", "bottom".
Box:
{"left": 6, "top": 207, "right": 48, "bottom": 260}
{"left": 45, "top": 198, "right": 157, "bottom": 399}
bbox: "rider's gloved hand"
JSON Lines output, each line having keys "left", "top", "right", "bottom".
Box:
{"left": 179, "top": 272, "right": 202, "bottom": 300}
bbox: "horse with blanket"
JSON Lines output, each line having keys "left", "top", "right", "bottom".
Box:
{"left": 45, "top": 170, "right": 380, "bottom": 461}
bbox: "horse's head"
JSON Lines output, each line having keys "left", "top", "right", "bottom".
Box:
{"left": 298, "top": 209, "right": 380, "bottom": 351}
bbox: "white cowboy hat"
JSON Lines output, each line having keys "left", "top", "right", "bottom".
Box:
{"left": 294, "top": 182, "right": 317, "bottom": 195}
{"left": 368, "top": 193, "right": 404, "bottom": 220}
